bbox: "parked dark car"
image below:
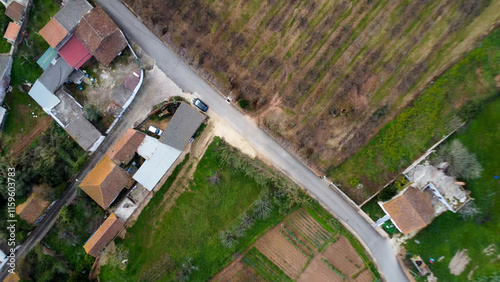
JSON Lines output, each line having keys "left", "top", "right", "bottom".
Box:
{"left": 193, "top": 98, "right": 208, "bottom": 112}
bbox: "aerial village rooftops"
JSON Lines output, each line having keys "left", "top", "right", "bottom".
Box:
{"left": 15, "top": 189, "right": 50, "bottom": 225}
{"left": 380, "top": 187, "right": 435, "bottom": 234}
{"left": 28, "top": 80, "right": 61, "bottom": 112}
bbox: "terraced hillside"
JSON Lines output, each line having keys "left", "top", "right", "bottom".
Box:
{"left": 125, "top": 0, "right": 500, "bottom": 170}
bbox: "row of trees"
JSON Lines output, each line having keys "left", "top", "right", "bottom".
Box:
{"left": 214, "top": 139, "right": 308, "bottom": 248}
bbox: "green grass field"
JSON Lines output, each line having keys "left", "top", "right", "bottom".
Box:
{"left": 2, "top": 88, "right": 45, "bottom": 136}
{"left": 99, "top": 138, "right": 292, "bottom": 281}
{"left": 0, "top": 5, "right": 11, "bottom": 53}
{"left": 405, "top": 98, "right": 500, "bottom": 281}
{"left": 10, "top": 0, "right": 59, "bottom": 86}
{"left": 99, "top": 138, "right": 379, "bottom": 281}
{"left": 330, "top": 27, "right": 500, "bottom": 203}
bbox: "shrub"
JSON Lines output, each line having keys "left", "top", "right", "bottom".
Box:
{"left": 238, "top": 99, "right": 249, "bottom": 109}
{"left": 377, "top": 186, "right": 398, "bottom": 201}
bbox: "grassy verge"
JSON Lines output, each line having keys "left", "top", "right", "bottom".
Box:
{"left": 405, "top": 97, "right": 500, "bottom": 281}
{"left": 329, "top": 27, "right": 500, "bottom": 203}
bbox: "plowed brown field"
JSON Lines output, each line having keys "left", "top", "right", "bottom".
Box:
{"left": 297, "top": 256, "right": 342, "bottom": 282}
{"left": 212, "top": 260, "right": 263, "bottom": 282}
{"left": 255, "top": 226, "right": 309, "bottom": 279}
{"left": 322, "top": 236, "right": 365, "bottom": 278}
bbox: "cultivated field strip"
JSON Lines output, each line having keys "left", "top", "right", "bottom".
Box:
{"left": 242, "top": 248, "right": 292, "bottom": 282}
{"left": 254, "top": 227, "right": 310, "bottom": 279}
{"left": 322, "top": 236, "right": 366, "bottom": 277}
{"left": 285, "top": 209, "right": 333, "bottom": 249}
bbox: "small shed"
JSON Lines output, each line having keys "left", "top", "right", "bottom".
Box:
{"left": 3, "top": 22, "right": 20, "bottom": 43}
{"left": 83, "top": 213, "right": 124, "bottom": 257}
{"left": 36, "top": 47, "right": 58, "bottom": 70}
{"left": 15, "top": 192, "right": 50, "bottom": 225}
{"left": 159, "top": 102, "right": 206, "bottom": 150}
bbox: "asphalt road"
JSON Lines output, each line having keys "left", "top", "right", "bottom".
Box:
{"left": 96, "top": 1, "right": 409, "bottom": 281}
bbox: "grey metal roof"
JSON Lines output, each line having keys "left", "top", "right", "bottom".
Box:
{"left": 54, "top": 0, "right": 93, "bottom": 32}
{"left": 65, "top": 114, "right": 102, "bottom": 150}
{"left": 159, "top": 102, "right": 206, "bottom": 150}
{"left": 110, "top": 84, "right": 132, "bottom": 108}
{"left": 28, "top": 80, "right": 61, "bottom": 111}
{"left": 52, "top": 88, "right": 102, "bottom": 150}
{"left": 39, "top": 58, "right": 73, "bottom": 93}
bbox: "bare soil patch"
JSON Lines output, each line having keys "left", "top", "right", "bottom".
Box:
{"left": 212, "top": 260, "right": 263, "bottom": 282}
{"left": 449, "top": 249, "right": 471, "bottom": 276}
{"left": 8, "top": 115, "right": 52, "bottom": 156}
{"left": 297, "top": 256, "right": 341, "bottom": 282}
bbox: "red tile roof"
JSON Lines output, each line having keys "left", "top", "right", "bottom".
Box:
{"left": 75, "top": 7, "right": 127, "bottom": 66}
{"left": 6, "top": 1, "right": 25, "bottom": 22}
{"left": 58, "top": 35, "right": 92, "bottom": 68}
{"left": 4, "top": 22, "right": 20, "bottom": 42}
{"left": 382, "top": 187, "right": 435, "bottom": 234}
{"left": 84, "top": 213, "right": 124, "bottom": 257}
{"left": 39, "top": 18, "right": 68, "bottom": 48}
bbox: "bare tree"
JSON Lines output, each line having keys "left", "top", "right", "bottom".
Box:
{"left": 207, "top": 170, "right": 221, "bottom": 185}
{"left": 437, "top": 140, "right": 483, "bottom": 180}
{"left": 458, "top": 202, "right": 481, "bottom": 220}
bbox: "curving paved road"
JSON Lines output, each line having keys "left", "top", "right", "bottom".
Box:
{"left": 100, "top": 1, "right": 407, "bottom": 281}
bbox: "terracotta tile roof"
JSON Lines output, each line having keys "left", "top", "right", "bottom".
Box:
{"left": 84, "top": 213, "right": 124, "bottom": 257}
{"left": 6, "top": 1, "right": 25, "bottom": 22}
{"left": 382, "top": 187, "right": 435, "bottom": 234}
{"left": 3, "top": 22, "right": 20, "bottom": 42}
{"left": 79, "top": 156, "right": 134, "bottom": 209}
{"left": 75, "top": 7, "right": 126, "bottom": 66}
{"left": 39, "top": 18, "right": 68, "bottom": 48}
{"left": 15, "top": 193, "right": 50, "bottom": 225}
{"left": 107, "top": 128, "right": 145, "bottom": 165}
{"left": 57, "top": 35, "right": 92, "bottom": 68}
{"left": 93, "top": 29, "right": 127, "bottom": 66}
